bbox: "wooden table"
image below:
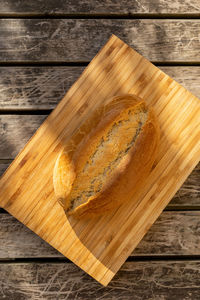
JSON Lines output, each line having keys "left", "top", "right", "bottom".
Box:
{"left": 0, "top": 1, "right": 200, "bottom": 299}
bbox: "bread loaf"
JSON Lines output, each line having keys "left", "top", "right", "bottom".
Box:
{"left": 53, "top": 94, "right": 160, "bottom": 218}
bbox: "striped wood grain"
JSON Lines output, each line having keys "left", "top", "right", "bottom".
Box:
{"left": 1, "top": 0, "right": 200, "bottom": 15}
{"left": 0, "top": 261, "right": 200, "bottom": 299}
{"left": 0, "top": 19, "right": 200, "bottom": 62}
{"left": 0, "top": 35, "right": 199, "bottom": 286}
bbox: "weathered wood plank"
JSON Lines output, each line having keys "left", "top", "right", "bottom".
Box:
{"left": 0, "top": 115, "right": 46, "bottom": 159}
{"left": 0, "top": 66, "right": 200, "bottom": 110}
{"left": 170, "top": 163, "right": 200, "bottom": 208}
{"left": 0, "top": 212, "right": 199, "bottom": 258}
{"left": 0, "top": 19, "right": 200, "bottom": 62}
{"left": 134, "top": 211, "right": 200, "bottom": 255}
{"left": 0, "top": 67, "right": 84, "bottom": 110}
{"left": 0, "top": 114, "right": 199, "bottom": 206}
{"left": 0, "top": 163, "right": 9, "bottom": 176}
{"left": 1, "top": 0, "right": 200, "bottom": 15}
{"left": 0, "top": 261, "right": 199, "bottom": 299}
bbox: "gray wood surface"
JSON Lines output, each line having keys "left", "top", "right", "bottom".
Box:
{"left": 0, "top": 163, "right": 10, "bottom": 176}
{"left": 0, "top": 1, "right": 200, "bottom": 295}
{"left": 0, "top": 66, "right": 200, "bottom": 110}
{"left": 1, "top": 0, "right": 200, "bottom": 15}
{"left": 0, "top": 261, "right": 200, "bottom": 299}
{"left": 170, "top": 163, "right": 200, "bottom": 208}
{"left": 0, "top": 115, "right": 46, "bottom": 159}
{"left": 0, "top": 67, "right": 84, "bottom": 110}
{"left": 0, "top": 211, "right": 199, "bottom": 259}
{"left": 0, "top": 19, "right": 200, "bottom": 62}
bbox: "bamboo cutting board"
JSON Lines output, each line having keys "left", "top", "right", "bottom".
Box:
{"left": 0, "top": 35, "right": 199, "bottom": 286}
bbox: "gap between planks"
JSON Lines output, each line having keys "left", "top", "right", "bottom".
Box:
{"left": 0, "top": 14, "right": 200, "bottom": 19}
{"left": 0, "top": 110, "right": 52, "bottom": 115}
{"left": 1, "top": 255, "right": 200, "bottom": 264}
{"left": 0, "top": 62, "right": 200, "bottom": 67}
{"left": 1, "top": 207, "right": 200, "bottom": 214}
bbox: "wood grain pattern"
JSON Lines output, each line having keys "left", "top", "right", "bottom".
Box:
{"left": 170, "top": 163, "right": 200, "bottom": 207}
{"left": 0, "top": 19, "right": 200, "bottom": 62}
{"left": 0, "top": 211, "right": 200, "bottom": 259}
{"left": 0, "top": 115, "right": 46, "bottom": 159}
{"left": 0, "top": 261, "right": 200, "bottom": 299}
{"left": 1, "top": 0, "right": 200, "bottom": 15}
{"left": 0, "top": 163, "right": 10, "bottom": 176}
{"left": 0, "top": 67, "right": 84, "bottom": 110}
{"left": 0, "top": 35, "right": 199, "bottom": 286}
{"left": 1, "top": 66, "right": 200, "bottom": 110}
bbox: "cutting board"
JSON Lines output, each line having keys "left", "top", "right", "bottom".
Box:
{"left": 0, "top": 35, "right": 199, "bottom": 286}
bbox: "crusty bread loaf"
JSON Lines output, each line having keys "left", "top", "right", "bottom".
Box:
{"left": 53, "top": 94, "right": 160, "bottom": 218}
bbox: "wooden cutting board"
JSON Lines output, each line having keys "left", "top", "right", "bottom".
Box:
{"left": 0, "top": 35, "right": 199, "bottom": 286}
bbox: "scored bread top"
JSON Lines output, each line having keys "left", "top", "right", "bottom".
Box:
{"left": 53, "top": 95, "right": 160, "bottom": 218}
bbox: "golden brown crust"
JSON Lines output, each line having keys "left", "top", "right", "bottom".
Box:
{"left": 53, "top": 150, "right": 76, "bottom": 208}
{"left": 53, "top": 94, "right": 160, "bottom": 218}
